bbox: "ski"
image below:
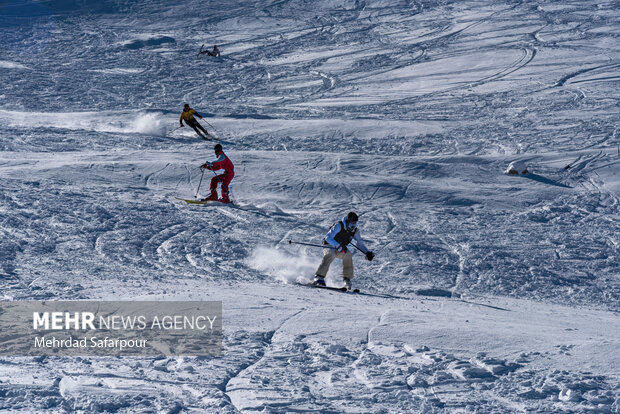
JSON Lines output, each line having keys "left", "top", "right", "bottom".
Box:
{"left": 175, "top": 197, "right": 234, "bottom": 206}
{"left": 195, "top": 131, "right": 219, "bottom": 141}
{"left": 296, "top": 282, "right": 359, "bottom": 293}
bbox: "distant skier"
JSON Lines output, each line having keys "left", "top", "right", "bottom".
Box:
{"left": 200, "top": 144, "right": 234, "bottom": 203}
{"left": 313, "top": 212, "right": 374, "bottom": 290}
{"left": 208, "top": 45, "right": 220, "bottom": 56}
{"left": 180, "top": 104, "right": 208, "bottom": 138}
{"left": 199, "top": 45, "right": 220, "bottom": 57}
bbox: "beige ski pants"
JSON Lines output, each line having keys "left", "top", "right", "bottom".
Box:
{"left": 315, "top": 248, "right": 354, "bottom": 279}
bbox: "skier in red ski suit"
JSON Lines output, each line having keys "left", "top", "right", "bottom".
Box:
{"left": 201, "top": 144, "right": 234, "bottom": 203}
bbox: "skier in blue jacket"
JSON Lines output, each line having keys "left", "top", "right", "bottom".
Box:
{"left": 314, "top": 212, "right": 374, "bottom": 290}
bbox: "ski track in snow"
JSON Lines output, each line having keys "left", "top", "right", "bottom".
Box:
{"left": 1, "top": 0, "right": 619, "bottom": 412}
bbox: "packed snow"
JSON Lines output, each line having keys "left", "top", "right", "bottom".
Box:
{"left": 0, "top": 0, "right": 618, "bottom": 412}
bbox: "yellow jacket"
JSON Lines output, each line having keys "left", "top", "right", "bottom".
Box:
{"left": 180, "top": 108, "right": 200, "bottom": 123}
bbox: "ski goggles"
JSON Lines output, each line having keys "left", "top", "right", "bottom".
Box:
{"left": 345, "top": 220, "right": 358, "bottom": 231}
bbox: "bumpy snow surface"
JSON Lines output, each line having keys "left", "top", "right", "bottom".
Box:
{"left": 1, "top": 0, "right": 619, "bottom": 412}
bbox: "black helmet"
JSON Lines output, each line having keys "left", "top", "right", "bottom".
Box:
{"left": 345, "top": 211, "right": 358, "bottom": 231}
{"left": 214, "top": 144, "right": 222, "bottom": 154}
{"left": 183, "top": 103, "right": 189, "bottom": 109}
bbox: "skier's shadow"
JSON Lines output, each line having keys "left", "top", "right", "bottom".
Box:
{"left": 521, "top": 173, "right": 572, "bottom": 189}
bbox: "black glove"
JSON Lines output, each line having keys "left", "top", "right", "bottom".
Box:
{"left": 365, "top": 251, "right": 375, "bottom": 261}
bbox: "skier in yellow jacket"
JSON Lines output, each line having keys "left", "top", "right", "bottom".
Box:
{"left": 180, "top": 104, "right": 208, "bottom": 139}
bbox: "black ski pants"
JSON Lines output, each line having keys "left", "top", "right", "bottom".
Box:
{"left": 186, "top": 119, "right": 207, "bottom": 135}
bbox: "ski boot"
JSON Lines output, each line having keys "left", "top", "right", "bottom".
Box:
{"left": 219, "top": 189, "right": 231, "bottom": 204}
{"left": 343, "top": 278, "right": 352, "bottom": 291}
{"left": 312, "top": 275, "right": 326, "bottom": 287}
{"left": 201, "top": 192, "right": 218, "bottom": 202}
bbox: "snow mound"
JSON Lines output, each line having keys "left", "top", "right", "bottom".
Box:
{"left": 123, "top": 35, "right": 175, "bottom": 50}
{"left": 0, "top": 61, "right": 30, "bottom": 70}
{"left": 506, "top": 160, "right": 529, "bottom": 175}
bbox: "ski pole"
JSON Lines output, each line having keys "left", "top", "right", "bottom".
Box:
{"left": 289, "top": 239, "right": 370, "bottom": 255}
{"left": 349, "top": 242, "right": 366, "bottom": 253}
{"left": 209, "top": 167, "right": 224, "bottom": 186}
{"left": 288, "top": 240, "right": 337, "bottom": 250}
{"left": 168, "top": 126, "right": 182, "bottom": 135}
{"left": 194, "top": 168, "right": 205, "bottom": 198}
{"left": 201, "top": 118, "right": 217, "bottom": 133}
{"left": 197, "top": 121, "right": 214, "bottom": 139}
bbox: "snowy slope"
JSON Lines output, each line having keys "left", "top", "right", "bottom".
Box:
{"left": 0, "top": 0, "right": 619, "bottom": 412}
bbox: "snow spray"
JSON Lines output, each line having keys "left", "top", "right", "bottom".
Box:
{"left": 247, "top": 246, "right": 316, "bottom": 284}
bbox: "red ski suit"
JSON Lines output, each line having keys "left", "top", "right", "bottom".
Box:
{"left": 206, "top": 151, "right": 234, "bottom": 199}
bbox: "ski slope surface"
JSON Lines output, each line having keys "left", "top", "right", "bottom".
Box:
{"left": 0, "top": 0, "right": 618, "bottom": 412}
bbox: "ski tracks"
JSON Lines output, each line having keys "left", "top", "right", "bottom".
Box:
{"left": 224, "top": 308, "right": 306, "bottom": 412}
{"left": 222, "top": 306, "right": 418, "bottom": 412}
